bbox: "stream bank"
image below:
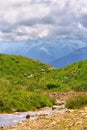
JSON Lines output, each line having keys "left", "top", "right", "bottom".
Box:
{"left": 1, "top": 92, "right": 87, "bottom": 130}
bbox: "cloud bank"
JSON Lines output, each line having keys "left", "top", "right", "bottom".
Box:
{"left": 0, "top": 0, "right": 87, "bottom": 41}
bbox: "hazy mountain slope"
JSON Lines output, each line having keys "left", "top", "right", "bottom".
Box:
{"left": 0, "top": 39, "right": 87, "bottom": 64}
{"left": 51, "top": 47, "right": 87, "bottom": 68}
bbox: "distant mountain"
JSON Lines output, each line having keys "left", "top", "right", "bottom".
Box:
{"left": 0, "top": 38, "right": 87, "bottom": 64}
{"left": 51, "top": 47, "right": 87, "bottom": 68}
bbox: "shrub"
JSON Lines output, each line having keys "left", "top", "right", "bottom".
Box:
{"left": 0, "top": 90, "right": 55, "bottom": 113}
{"left": 72, "top": 83, "right": 87, "bottom": 91}
{"left": 66, "top": 95, "right": 87, "bottom": 109}
{"left": 47, "top": 84, "right": 59, "bottom": 89}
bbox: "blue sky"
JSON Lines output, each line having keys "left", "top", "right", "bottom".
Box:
{"left": 0, "top": 0, "right": 87, "bottom": 41}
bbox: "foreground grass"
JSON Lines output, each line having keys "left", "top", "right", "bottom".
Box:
{"left": 0, "top": 85, "right": 54, "bottom": 113}
{"left": 0, "top": 80, "right": 55, "bottom": 113}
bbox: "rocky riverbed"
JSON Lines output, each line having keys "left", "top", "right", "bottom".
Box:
{"left": 2, "top": 107, "right": 87, "bottom": 130}
{"left": 0, "top": 102, "right": 66, "bottom": 128}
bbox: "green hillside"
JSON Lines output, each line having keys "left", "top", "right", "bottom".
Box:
{"left": 0, "top": 54, "right": 54, "bottom": 113}
{"left": 0, "top": 54, "right": 87, "bottom": 112}
{"left": 39, "top": 60, "right": 87, "bottom": 91}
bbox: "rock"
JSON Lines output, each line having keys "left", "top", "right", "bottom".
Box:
{"left": 18, "top": 121, "right": 23, "bottom": 124}
{"left": 24, "top": 73, "right": 28, "bottom": 77}
{"left": 39, "top": 113, "right": 49, "bottom": 117}
{"left": 65, "top": 109, "right": 71, "bottom": 113}
{"left": 52, "top": 105, "right": 57, "bottom": 110}
{"left": 52, "top": 105, "right": 62, "bottom": 110}
{"left": 15, "top": 112, "right": 20, "bottom": 115}
{"left": 55, "top": 100, "right": 65, "bottom": 105}
{"left": 26, "top": 114, "right": 30, "bottom": 119}
{"left": 75, "top": 121, "right": 82, "bottom": 126}
{"left": 52, "top": 103, "right": 65, "bottom": 110}
{"left": 13, "top": 120, "right": 18, "bottom": 123}
{"left": 48, "top": 67, "right": 55, "bottom": 71}
{"left": 27, "top": 74, "right": 33, "bottom": 78}
{"left": 40, "top": 69, "right": 45, "bottom": 73}
{"left": 68, "top": 123, "right": 74, "bottom": 127}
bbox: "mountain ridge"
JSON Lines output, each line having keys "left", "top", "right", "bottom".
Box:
{"left": 51, "top": 47, "right": 87, "bottom": 68}
{"left": 0, "top": 39, "right": 87, "bottom": 64}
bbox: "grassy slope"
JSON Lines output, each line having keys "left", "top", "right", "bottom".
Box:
{"left": 39, "top": 60, "right": 87, "bottom": 91}
{"left": 0, "top": 54, "right": 87, "bottom": 112}
{"left": 0, "top": 54, "right": 54, "bottom": 112}
{"left": 0, "top": 54, "right": 54, "bottom": 91}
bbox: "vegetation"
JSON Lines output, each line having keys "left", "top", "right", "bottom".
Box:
{"left": 66, "top": 95, "right": 87, "bottom": 109}
{"left": 0, "top": 54, "right": 54, "bottom": 113}
{"left": 0, "top": 87, "right": 54, "bottom": 112}
{"left": 38, "top": 60, "right": 87, "bottom": 91}
{"left": 0, "top": 54, "right": 87, "bottom": 112}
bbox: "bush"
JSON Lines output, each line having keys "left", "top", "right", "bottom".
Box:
{"left": 0, "top": 90, "right": 55, "bottom": 113}
{"left": 72, "top": 83, "right": 87, "bottom": 91}
{"left": 47, "top": 84, "right": 59, "bottom": 90}
{"left": 66, "top": 95, "right": 87, "bottom": 109}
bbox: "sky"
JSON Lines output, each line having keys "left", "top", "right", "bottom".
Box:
{"left": 0, "top": 0, "right": 87, "bottom": 41}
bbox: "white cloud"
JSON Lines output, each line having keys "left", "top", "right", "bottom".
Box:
{"left": 38, "top": 29, "right": 48, "bottom": 38}
{"left": 0, "top": 0, "right": 87, "bottom": 41}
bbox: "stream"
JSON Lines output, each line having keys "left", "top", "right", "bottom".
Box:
{"left": 0, "top": 104, "right": 66, "bottom": 128}
{"left": 0, "top": 111, "right": 38, "bottom": 127}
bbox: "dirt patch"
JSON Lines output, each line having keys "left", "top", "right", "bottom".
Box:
{"left": 45, "top": 91, "right": 87, "bottom": 102}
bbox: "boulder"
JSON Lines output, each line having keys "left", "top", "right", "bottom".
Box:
{"left": 26, "top": 114, "right": 30, "bottom": 119}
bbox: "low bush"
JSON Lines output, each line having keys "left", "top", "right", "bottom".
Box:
{"left": 0, "top": 88, "right": 55, "bottom": 113}
{"left": 77, "top": 84, "right": 87, "bottom": 91}
{"left": 66, "top": 95, "right": 87, "bottom": 109}
{"left": 47, "top": 84, "right": 59, "bottom": 90}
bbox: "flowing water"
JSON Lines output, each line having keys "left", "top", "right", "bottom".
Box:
{"left": 0, "top": 105, "right": 66, "bottom": 127}
{"left": 0, "top": 112, "right": 39, "bottom": 127}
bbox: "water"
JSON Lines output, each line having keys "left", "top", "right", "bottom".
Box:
{"left": 0, "top": 114, "right": 25, "bottom": 127}
{"left": 0, "top": 112, "right": 39, "bottom": 127}
{"left": 0, "top": 105, "right": 66, "bottom": 127}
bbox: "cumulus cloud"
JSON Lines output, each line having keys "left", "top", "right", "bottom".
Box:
{"left": 0, "top": 0, "right": 87, "bottom": 41}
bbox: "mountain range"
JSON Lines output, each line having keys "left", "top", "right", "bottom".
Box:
{"left": 0, "top": 38, "right": 87, "bottom": 68}
{"left": 51, "top": 47, "right": 87, "bottom": 68}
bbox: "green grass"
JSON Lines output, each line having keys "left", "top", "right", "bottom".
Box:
{"left": 1, "top": 54, "right": 87, "bottom": 92}
{"left": 38, "top": 60, "right": 87, "bottom": 91}
{"left": 0, "top": 88, "right": 54, "bottom": 112}
{"left": 0, "top": 54, "right": 87, "bottom": 112}
{"left": 0, "top": 79, "right": 55, "bottom": 113}
{"left": 66, "top": 95, "right": 87, "bottom": 109}
{"left": 0, "top": 54, "right": 51, "bottom": 91}
{"left": 0, "top": 54, "right": 55, "bottom": 113}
